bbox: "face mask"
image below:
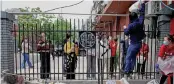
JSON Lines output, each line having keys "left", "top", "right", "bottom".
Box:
{"left": 163, "top": 41, "right": 169, "bottom": 45}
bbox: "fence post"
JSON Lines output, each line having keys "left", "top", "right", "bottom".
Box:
{"left": 98, "top": 58, "right": 101, "bottom": 84}
{"left": 98, "top": 58, "right": 104, "bottom": 84}
{"left": 1, "top": 11, "right": 15, "bottom": 73}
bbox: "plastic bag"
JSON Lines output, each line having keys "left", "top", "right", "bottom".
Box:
{"left": 146, "top": 79, "right": 159, "bottom": 84}
{"left": 129, "top": 0, "right": 144, "bottom": 13}
{"left": 157, "top": 56, "right": 174, "bottom": 75}
{"left": 106, "top": 80, "right": 116, "bottom": 84}
{"left": 120, "top": 78, "right": 129, "bottom": 84}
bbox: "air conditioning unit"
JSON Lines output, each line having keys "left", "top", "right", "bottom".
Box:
{"left": 145, "top": 1, "right": 160, "bottom": 16}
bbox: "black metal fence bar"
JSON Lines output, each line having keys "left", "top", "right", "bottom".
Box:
{"left": 13, "top": 18, "right": 162, "bottom": 82}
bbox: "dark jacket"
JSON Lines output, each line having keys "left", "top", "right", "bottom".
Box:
{"left": 124, "top": 3, "right": 146, "bottom": 44}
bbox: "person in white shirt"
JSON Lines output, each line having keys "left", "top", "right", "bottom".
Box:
{"left": 99, "top": 35, "right": 111, "bottom": 75}
{"left": 21, "top": 37, "right": 33, "bottom": 68}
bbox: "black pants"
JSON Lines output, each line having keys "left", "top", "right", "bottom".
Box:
{"left": 110, "top": 57, "right": 115, "bottom": 75}
{"left": 66, "top": 53, "right": 77, "bottom": 79}
{"left": 110, "top": 56, "right": 118, "bottom": 75}
{"left": 137, "top": 59, "right": 146, "bottom": 75}
{"left": 40, "top": 52, "right": 50, "bottom": 79}
{"left": 160, "top": 75, "right": 173, "bottom": 84}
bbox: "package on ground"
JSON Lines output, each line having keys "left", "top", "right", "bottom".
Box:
{"left": 104, "top": 80, "right": 121, "bottom": 84}
{"left": 120, "top": 78, "right": 129, "bottom": 84}
{"left": 146, "top": 79, "right": 159, "bottom": 84}
{"left": 105, "top": 78, "right": 129, "bottom": 84}
{"left": 54, "top": 82, "right": 66, "bottom": 84}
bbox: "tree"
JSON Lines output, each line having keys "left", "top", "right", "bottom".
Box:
{"left": 16, "top": 7, "right": 75, "bottom": 51}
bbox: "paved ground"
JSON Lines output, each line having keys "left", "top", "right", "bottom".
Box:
{"left": 14, "top": 53, "right": 155, "bottom": 81}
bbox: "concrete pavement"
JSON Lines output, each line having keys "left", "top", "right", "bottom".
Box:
{"left": 14, "top": 54, "right": 155, "bottom": 80}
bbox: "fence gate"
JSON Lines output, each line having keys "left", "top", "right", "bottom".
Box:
{"left": 8, "top": 12, "right": 162, "bottom": 83}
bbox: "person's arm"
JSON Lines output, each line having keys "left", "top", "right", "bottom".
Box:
{"left": 99, "top": 40, "right": 106, "bottom": 48}
{"left": 138, "top": 3, "right": 145, "bottom": 25}
{"left": 158, "top": 45, "right": 166, "bottom": 59}
{"left": 146, "top": 44, "right": 149, "bottom": 53}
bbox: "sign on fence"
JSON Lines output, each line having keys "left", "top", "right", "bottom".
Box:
{"left": 79, "top": 31, "right": 96, "bottom": 49}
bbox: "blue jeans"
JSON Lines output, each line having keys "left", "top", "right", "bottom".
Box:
{"left": 124, "top": 42, "right": 141, "bottom": 73}
{"left": 22, "top": 53, "right": 32, "bottom": 68}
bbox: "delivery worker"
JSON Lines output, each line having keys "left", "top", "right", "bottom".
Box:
{"left": 123, "top": 2, "right": 146, "bottom": 78}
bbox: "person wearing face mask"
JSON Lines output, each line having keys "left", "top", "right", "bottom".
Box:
{"left": 21, "top": 37, "right": 33, "bottom": 69}
{"left": 157, "top": 34, "right": 174, "bottom": 84}
{"left": 136, "top": 39, "right": 149, "bottom": 75}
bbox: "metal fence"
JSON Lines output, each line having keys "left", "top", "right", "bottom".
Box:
{"left": 12, "top": 13, "right": 163, "bottom": 82}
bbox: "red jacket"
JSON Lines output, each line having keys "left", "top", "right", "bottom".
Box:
{"left": 137, "top": 43, "right": 149, "bottom": 59}
{"left": 109, "top": 40, "right": 117, "bottom": 57}
{"left": 158, "top": 44, "right": 174, "bottom": 59}
{"left": 37, "top": 40, "right": 52, "bottom": 51}
{"left": 158, "top": 44, "right": 174, "bottom": 76}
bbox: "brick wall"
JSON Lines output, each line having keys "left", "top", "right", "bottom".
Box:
{"left": 1, "top": 11, "right": 15, "bottom": 73}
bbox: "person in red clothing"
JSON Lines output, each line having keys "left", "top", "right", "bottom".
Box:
{"left": 109, "top": 37, "right": 118, "bottom": 77}
{"left": 158, "top": 34, "right": 174, "bottom": 84}
{"left": 136, "top": 39, "right": 149, "bottom": 75}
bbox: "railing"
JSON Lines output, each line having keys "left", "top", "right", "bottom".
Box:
{"left": 12, "top": 15, "right": 162, "bottom": 83}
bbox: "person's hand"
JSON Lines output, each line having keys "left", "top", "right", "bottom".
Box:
{"left": 123, "top": 25, "right": 127, "bottom": 29}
